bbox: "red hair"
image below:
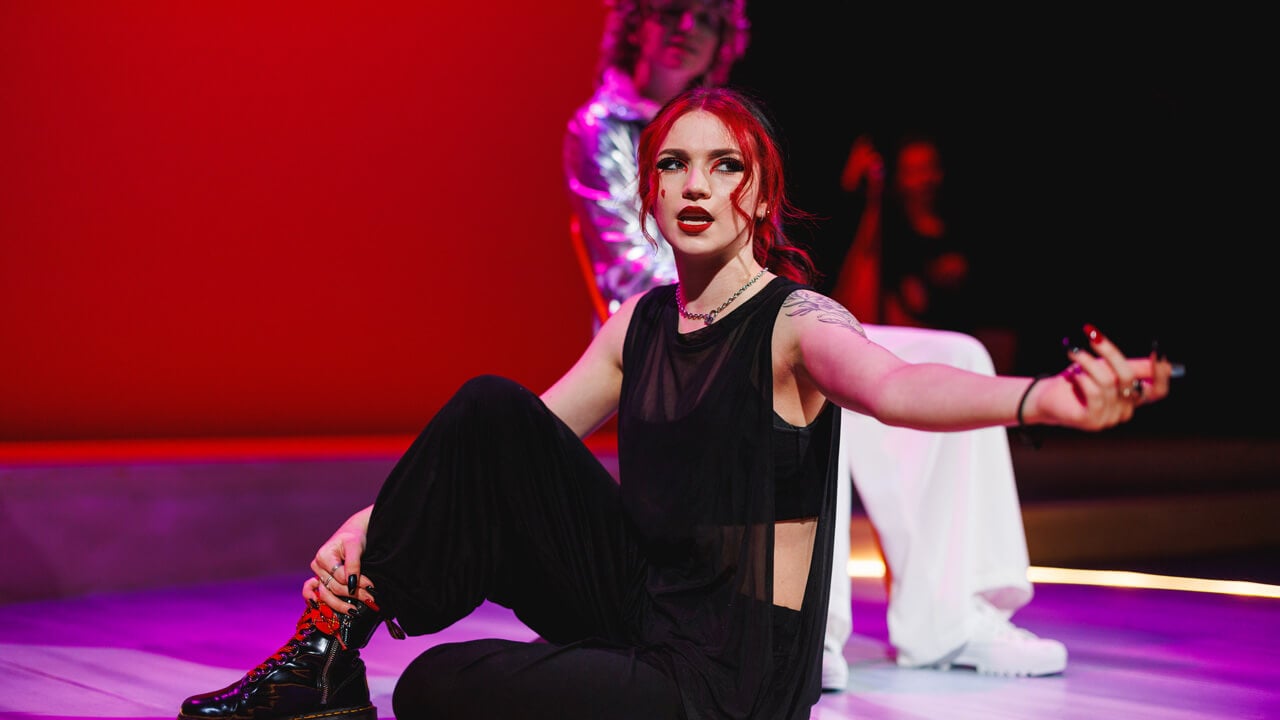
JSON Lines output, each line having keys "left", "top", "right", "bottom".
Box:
{"left": 636, "top": 87, "right": 817, "bottom": 284}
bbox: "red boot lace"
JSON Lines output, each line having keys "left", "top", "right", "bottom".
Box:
{"left": 245, "top": 602, "right": 344, "bottom": 681}
{"left": 243, "top": 597, "right": 403, "bottom": 682}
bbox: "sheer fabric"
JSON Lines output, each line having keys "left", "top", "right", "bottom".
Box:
{"left": 620, "top": 278, "right": 839, "bottom": 719}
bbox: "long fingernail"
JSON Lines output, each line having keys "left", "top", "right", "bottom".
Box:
{"left": 1083, "top": 323, "right": 1100, "bottom": 342}
{"left": 1151, "top": 339, "right": 1170, "bottom": 363}
{"left": 348, "top": 574, "right": 358, "bottom": 595}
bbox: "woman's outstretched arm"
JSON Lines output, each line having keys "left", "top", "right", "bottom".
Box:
{"left": 782, "top": 289, "right": 1173, "bottom": 433}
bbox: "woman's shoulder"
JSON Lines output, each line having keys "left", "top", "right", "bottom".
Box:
{"left": 612, "top": 284, "right": 674, "bottom": 327}
{"left": 773, "top": 280, "right": 825, "bottom": 310}
{"left": 775, "top": 286, "right": 868, "bottom": 338}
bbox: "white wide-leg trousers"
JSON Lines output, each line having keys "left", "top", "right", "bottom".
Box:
{"left": 826, "top": 325, "right": 1034, "bottom": 666}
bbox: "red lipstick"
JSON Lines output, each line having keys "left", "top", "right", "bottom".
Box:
{"left": 676, "top": 205, "right": 713, "bottom": 234}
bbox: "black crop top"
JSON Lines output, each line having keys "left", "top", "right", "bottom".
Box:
{"left": 772, "top": 411, "right": 828, "bottom": 521}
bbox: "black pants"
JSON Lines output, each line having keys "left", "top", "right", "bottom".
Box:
{"left": 360, "top": 375, "right": 683, "bottom": 720}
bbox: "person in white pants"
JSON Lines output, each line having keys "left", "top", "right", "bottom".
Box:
{"left": 824, "top": 325, "right": 1064, "bottom": 688}
{"left": 561, "top": 0, "right": 1066, "bottom": 690}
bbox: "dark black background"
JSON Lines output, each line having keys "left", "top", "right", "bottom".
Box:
{"left": 729, "top": 7, "right": 1272, "bottom": 438}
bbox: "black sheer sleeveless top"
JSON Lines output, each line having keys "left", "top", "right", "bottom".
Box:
{"left": 620, "top": 277, "right": 839, "bottom": 720}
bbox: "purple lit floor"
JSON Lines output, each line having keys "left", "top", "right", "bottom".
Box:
{"left": 8, "top": 570, "right": 1279, "bottom": 720}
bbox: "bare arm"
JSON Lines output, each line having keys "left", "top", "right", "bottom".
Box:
{"left": 540, "top": 292, "right": 635, "bottom": 437}
{"left": 782, "top": 289, "right": 1173, "bottom": 432}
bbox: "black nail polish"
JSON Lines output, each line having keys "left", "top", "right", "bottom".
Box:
{"left": 348, "top": 574, "right": 359, "bottom": 595}
{"left": 1155, "top": 342, "right": 1169, "bottom": 363}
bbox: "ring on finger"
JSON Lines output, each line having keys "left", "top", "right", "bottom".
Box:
{"left": 330, "top": 563, "right": 342, "bottom": 577}
{"left": 320, "top": 573, "right": 333, "bottom": 587}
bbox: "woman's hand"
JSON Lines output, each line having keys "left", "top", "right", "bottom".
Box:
{"left": 1025, "top": 324, "right": 1175, "bottom": 431}
{"left": 301, "top": 505, "right": 376, "bottom": 612}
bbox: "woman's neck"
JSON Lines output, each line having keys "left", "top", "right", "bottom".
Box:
{"left": 675, "top": 251, "right": 767, "bottom": 317}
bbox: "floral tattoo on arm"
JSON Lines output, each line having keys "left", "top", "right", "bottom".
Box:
{"left": 783, "top": 290, "right": 867, "bottom": 338}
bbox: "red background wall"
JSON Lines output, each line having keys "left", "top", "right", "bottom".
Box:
{"left": 1, "top": 2, "right": 606, "bottom": 441}
{"left": 1, "top": 5, "right": 1265, "bottom": 444}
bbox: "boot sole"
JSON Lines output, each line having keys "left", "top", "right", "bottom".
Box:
{"left": 177, "top": 705, "right": 377, "bottom": 720}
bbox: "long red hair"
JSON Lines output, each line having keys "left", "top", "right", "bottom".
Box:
{"left": 636, "top": 86, "right": 817, "bottom": 284}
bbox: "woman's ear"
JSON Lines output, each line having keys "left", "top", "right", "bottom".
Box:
{"left": 755, "top": 201, "right": 768, "bottom": 220}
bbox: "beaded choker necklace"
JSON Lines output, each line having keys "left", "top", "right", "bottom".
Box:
{"left": 677, "top": 267, "right": 768, "bottom": 325}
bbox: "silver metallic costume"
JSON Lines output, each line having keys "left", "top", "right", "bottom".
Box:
{"left": 563, "top": 67, "right": 677, "bottom": 319}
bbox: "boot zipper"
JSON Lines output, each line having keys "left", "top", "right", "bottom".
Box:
{"left": 319, "top": 618, "right": 344, "bottom": 704}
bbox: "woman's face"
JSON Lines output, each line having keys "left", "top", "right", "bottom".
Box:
{"left": 652, "top": 110, "right": 764, "bottom": 259}
{"left": 637, "top": 0, "right": 722, "bottom": 80}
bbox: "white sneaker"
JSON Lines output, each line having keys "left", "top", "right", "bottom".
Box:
{"left": 822, "top": 647, "right": 849, "bottom": 691}
{"left": 937, "top": 599, "right": 1068, "bottom": 677}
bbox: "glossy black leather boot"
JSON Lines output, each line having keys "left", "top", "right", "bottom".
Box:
{"left": 178, "top": 596, "right": 404, "bottom": 720}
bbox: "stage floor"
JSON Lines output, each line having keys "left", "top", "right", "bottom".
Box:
{"left": 8, "top": 570, "right": 1278, "bottom": 719}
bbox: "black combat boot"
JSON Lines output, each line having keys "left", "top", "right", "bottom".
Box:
{"left": 178, "top": 595, "right": 404, "bottom": 720}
